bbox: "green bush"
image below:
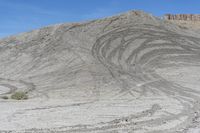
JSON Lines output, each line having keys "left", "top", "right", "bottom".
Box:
{"left": 11, "top": 91, "right": 28, "bottom": 100}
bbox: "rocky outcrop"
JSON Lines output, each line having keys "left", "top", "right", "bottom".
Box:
{"left": 164, "top": 14, "right": 200, "bottom": 21}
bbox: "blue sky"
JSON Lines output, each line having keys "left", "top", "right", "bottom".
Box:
{"left": 0, "top": 0, "right": 200, "bottom": 38}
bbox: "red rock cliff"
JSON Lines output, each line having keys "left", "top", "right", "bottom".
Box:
{"left": 164, "top": 14, "right": 200, "bottom": 21}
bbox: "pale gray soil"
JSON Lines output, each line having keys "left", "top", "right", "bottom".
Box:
{"left": 0, "top": 11, "right": 200, "bottom": 133}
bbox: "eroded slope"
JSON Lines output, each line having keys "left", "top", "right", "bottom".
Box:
{"left": 0, "top": 11, "right": 200, "bottom": 133}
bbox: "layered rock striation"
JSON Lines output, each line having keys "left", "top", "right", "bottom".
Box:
{"left": 164, "top": 14, "right": 200, "bottom": 21}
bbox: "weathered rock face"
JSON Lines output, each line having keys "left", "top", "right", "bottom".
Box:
{"left": 164, "top": 14, "right": 200, "bottom": 21}
{"left": 164, "top": 14, "right": 200, "bottom": 30}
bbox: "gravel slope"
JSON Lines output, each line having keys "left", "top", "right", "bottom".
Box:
{"left": 0, "top": 11, "right": 200, "bottom": 133}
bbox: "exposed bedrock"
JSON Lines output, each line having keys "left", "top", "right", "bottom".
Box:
{"left": 164, "top": 14, "right": 200, "bottom": 21}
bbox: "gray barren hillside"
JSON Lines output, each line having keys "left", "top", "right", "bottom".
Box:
{"left": 0, "top": 11, "right": 200, "bottom": 133}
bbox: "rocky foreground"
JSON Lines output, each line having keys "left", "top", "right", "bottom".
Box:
{"left": 0, "top": 11, "right": 200, "bottom": 133}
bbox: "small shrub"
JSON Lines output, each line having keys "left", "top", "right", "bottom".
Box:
{"left": 1, "top": 96, "right": 9, "bottom": 100}
{"left": 11, "top": 91, "right": 28, "bottom": 100}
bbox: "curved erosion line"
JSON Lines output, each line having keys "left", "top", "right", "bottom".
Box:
{"left": 0, "top": 84, "right": 17, "bottom": 95}
{"left": 0, "top": 79, "right": 36, "bottom": 97}
{"left": 3, "top": 104, "right": 162, "bottom": 133}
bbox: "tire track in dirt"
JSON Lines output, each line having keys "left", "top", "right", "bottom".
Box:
{"left": 90, "top": 24, "right": 200, "bottom": 132}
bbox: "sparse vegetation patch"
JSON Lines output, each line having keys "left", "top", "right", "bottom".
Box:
{"left": 11, "top": 91, "right": 28, "bottom": 100}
